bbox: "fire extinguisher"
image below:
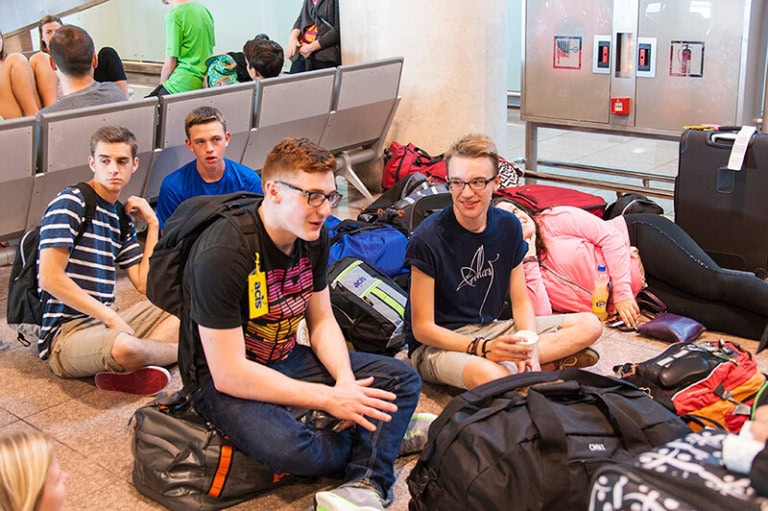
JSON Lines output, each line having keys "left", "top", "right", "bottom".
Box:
{"left": 680, "top": 45, "right": 691, "bottom": 75}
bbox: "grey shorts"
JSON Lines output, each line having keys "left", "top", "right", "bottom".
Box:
{"left": 410, "top": 316, "right": 564, "bottom": 390}
{"left": 48, "top": 300, "right": 171, "bottom": 378}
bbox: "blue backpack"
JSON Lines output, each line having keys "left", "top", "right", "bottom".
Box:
{"left": 325, "top": 216, "right": 408, "bottom": 278}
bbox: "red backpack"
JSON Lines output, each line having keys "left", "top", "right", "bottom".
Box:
{"left": 615, "top": 339, "right": 767, "bottom": 433}
{"left": 381, "top": 142, "right": 446, "bottom": 190}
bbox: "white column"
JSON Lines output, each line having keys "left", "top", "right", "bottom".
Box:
{"left": 339, "top": 0, "right": 509, "bottom": 170}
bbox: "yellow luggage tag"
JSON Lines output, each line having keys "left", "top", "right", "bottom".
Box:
{"left": 248, "top": 252, "right": 268, "bottom": 318}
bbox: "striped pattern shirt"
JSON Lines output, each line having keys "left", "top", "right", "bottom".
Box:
{"left": 37, "top": 186, "right": 141, "bottom": 359}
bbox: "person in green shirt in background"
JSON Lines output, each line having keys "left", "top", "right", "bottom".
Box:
{"left": 148, "top": 0, "right": 215, "bottom": 96}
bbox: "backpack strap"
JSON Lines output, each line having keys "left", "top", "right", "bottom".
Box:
{"left": 73, "top": 182, "right": 99, "bottom": 245}
{"left": 75, "top": 182, "right": 132, "bottom": 244}
{"left": 114, "top": 201, "right": 132, "bottom": 243}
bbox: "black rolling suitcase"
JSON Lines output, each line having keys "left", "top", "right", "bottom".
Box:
{"left": 588, "top": 429, "right": 768, "bottom": 511}
{"left": 675, "top": 129, "right": 768, "bottom": 275}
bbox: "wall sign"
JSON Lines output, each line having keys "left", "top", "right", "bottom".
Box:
{"left": 554, "top": 36, "right": 582, "bottom": 69}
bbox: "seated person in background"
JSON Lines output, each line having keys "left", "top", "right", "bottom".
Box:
{"left": 242, "top": 34, "right": 284, "bottom": 80}
{"left": 149, "top": 0, "right": 215, "bottom": 96}
{"left": 183, "top": 137, "right": 428, "bottom": 511}
{"left": 29, "top": 15, "right": 60, "bottom": 106}
{"left": 0, "top": 430, "right": 68, "bottom": 510}
{"left": 38, "top": 25, "right": 126, "bottom": 115}
{"left": 30, "top": 15, "right": 130, "bottom": 102}
{"left": 495, "top": 200, "right": 768, "bottom": 342}
{"left": 155, "top": 106, "right": 263, "bottom": 229}
{"left": 94, "top": 47, "right": 129, "bottom": 99}
{"left": 204, "top": 34, "right": 283, "bottom": 87}
{"left": 38, "top": 126, "right": 179, "bottom": 395}
{"left": 0, "top": 30, "right": 43, "bottom": 119}
{"left": 406, "top": 134, "right": 602, "bottom": 391}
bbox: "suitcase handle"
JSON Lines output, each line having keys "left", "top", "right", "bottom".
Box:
{"left": 710, "top": 133, "right": 737, "bottom": 145}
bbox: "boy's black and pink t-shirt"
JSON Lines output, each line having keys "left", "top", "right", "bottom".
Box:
{"left": 182, "top": 205, "right": 327, "bottom": 388}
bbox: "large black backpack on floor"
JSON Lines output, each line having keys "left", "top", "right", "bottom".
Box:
{"left": 132, "top": 391, "right": 292, "bottom": 511}
{"left": 407, "top": 369, "right": 690, "bottom": 511}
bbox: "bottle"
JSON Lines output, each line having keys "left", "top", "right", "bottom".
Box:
{"left": 591, "top": 264, "right": 610, "bottom": 321}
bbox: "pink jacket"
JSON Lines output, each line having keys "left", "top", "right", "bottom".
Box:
{"left": 523, "top": 206, "right": 644, "bottom": 314}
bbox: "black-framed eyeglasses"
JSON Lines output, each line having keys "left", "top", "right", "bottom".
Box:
{"left": 277, "top": 181, "right": 343, "bottom": 208}
{"left": 446, "top": 176, "right": 496, "bottom": 192}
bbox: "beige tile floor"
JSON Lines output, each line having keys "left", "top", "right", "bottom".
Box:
{"left": 0, "top": 107, "right": 766, "bottom": 510}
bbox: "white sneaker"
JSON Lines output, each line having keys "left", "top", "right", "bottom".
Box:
{"left": 314, "top": 481, "right": 385, "bottom": 511}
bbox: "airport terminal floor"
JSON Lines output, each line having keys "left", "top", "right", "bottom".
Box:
{"left": 0, "top": 106, "right": 765, "bottom": 510}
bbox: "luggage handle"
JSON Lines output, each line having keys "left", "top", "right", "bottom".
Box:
{"left": 710, "top": 133, "right": 737, "bottom": 144}
{"left": 525, "top": 390, "right": 571, "bottom": 511}
{"left": 527, "top": 381, "right": 655, "bottom": 452}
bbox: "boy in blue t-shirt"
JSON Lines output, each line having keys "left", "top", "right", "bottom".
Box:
{"left": 155, "top": 106, "right": 263, "bottom": 230}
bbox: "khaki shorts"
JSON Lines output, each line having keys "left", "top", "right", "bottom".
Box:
{"left": 410, "top": 316, "right": 564, "bottom": 390}
{"left": 48, "top": 301, "right": 171, "bottom": 379}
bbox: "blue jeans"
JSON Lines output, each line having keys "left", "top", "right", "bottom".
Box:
{"left": 191, "top": 346, "right": 421, "bottom": 497}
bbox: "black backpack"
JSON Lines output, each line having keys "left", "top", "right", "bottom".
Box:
{"left": 132, "top": 391, "right": 289, "bottom": 511}
{"left": 407, "top": 369, "right": 691, "bottom": 511}
{"left": 147, "top": 192, "right": 264, "bottom": 318}
{"left": 6, "top": 182, "right": 130, "bottom": 345}
{"left": 327, "top": 257, "right": 408, "bottom": 355}
{"left": 358, "top": 172, "right": 431, "bottom": 224}
{"left": 359, "top": 174, "right": 451, "bottom": 235}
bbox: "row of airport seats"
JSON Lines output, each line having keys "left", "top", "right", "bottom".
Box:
{"left": 0, "top": 56, "right": 404, "bottom": 242}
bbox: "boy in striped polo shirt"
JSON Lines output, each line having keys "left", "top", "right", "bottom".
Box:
{"left": 37, "top": 126, "right": 179, "bottom": 395}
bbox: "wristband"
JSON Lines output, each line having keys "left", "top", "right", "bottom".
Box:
{"left": 466, "top": 337, "right": 482, "bottom": 355}
{"left": 481, "top": 338, "right": 492, "bottom": 358}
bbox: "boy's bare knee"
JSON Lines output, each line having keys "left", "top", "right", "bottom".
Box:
{"left": 566, "top": 312, "right": 602, "bottom": 345}
{"left": 581, "top": 313, "right": 603, "bottom": 342}
{"left": 463, "top": 359, "right": 509, "bottom": 389}
{"left": 110, "top": 334, "right": 143, "bottom": 368}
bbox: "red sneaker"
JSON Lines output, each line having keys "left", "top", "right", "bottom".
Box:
{"left": 94, "top": 366, "right": 171, "bottom": 396}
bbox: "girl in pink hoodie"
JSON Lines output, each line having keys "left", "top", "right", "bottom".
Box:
{"left": 496, "top": 200, "right": 768, "bottom": 343}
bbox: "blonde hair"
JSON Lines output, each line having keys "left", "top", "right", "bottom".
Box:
{"left": 444, "top": 133, "right": 499, "bottom": 178}
{"left": 0, "top": 430, "right": 55, "bottom": 511}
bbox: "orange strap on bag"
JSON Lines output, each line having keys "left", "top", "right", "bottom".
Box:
{"left": 208, "top": 445, "right": 233, "bottom": 497}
